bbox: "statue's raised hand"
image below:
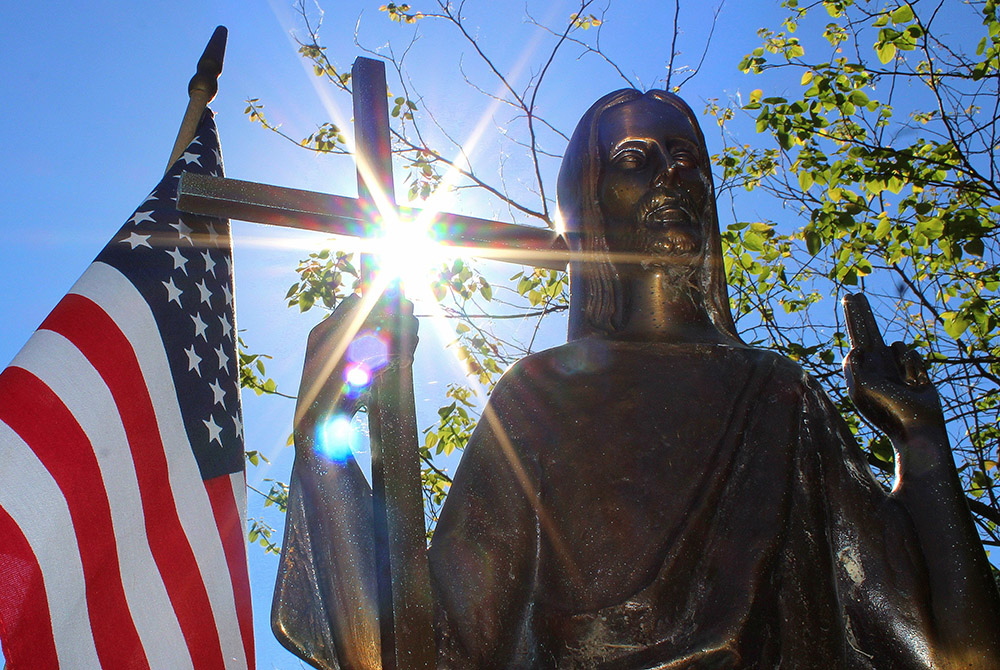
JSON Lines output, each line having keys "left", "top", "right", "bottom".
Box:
{"left": 842, "top": 293, "right": 945, "bottom": 443}
{"left": 295, "top": 288, "right": 419, "bottom": 450}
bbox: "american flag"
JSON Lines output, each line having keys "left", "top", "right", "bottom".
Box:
{"left": 0, "top": 110, "right": 253, "bottom": 670}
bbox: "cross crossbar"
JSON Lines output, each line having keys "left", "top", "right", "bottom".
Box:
{"left": 177, "top": 173, "right": 568, "bottom": 270}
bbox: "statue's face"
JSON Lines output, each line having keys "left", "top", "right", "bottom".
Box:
{"left": 597, "top": 97, "right": 708, "bottom": 261}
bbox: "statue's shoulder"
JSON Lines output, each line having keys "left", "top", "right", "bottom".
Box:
{"left": 746, "top": 345, "right": 836, "bottom": 406}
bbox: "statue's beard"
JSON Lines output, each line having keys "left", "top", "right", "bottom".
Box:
{"left": 605, "top": 188, "right": 705, "bottom": 268}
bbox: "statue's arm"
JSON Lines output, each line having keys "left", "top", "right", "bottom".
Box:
{"left": 429, "top": 380, "right": 541, "bottom": 667}
{"left": 842, "top": 293, "right": 1000, "bottom": 667}
{"left": 273, "top": 293, "right": 418, "bottom": 670}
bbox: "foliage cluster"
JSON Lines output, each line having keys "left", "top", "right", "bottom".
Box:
{"left": 711, "top": 0, "right": 1000, "bottom": 545}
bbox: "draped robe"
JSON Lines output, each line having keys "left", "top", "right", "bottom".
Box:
{"left": 429, "top": 339, "right": 935, "bottom": 669}
{"left": 274, "top": 339, "right": 938, "bottom": 669}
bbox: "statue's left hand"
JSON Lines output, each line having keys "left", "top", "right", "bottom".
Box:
{"left": 842, "top": 293, "right": 945, "bottom": 443}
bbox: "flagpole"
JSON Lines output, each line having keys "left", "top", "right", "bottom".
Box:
{"left": 166, "top": 26, "right": 228, "bottom": 173}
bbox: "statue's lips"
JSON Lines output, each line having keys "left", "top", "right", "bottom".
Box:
{"left": 643, "top": 204, "right": 692, "bottom": 227}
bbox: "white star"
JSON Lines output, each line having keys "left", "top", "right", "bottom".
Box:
{"left": 141, "top": 192, "right": 158, "bottom": 205}
{"left": 212, "top": 148, "right": 223, "bottom": 166}
{"left": 162, "top": 277, "right": 183, "bottom": 306}
{"left": 121, "top": 231, "right": 151, "bottom": 250}
{"left": 209, "top": 379, "right": 226, "bottom": 406}
{"left": 189, "top": 137, "right": 202, "bottom": 147}
{"left": 203, "top": 415, "right": 223, "bottom": 445}
{"left": 184, "top": 345, "right": 202, "bottom": 375}
{"left": 207, "top": 224, "right": 220, "bottom": 245}
{"left": 222, "top": 283, "right": 233, "bottom": 305}
{"left": 224, "top": 256, "right": 233, "bottom": 276}
{"left": 195, "top": 279, "right": 212, "bottom": 306}
{"left": 191, "top": 313, "right": 208, "bottom": 340}
{"left": 171, "top": 220, "right": 193, "bottom": 243}
{"left": 218, "top": 313, "right": 232, "bottom": 339}
{"left": 233, "top": 413, "right": 243, "bottom": 440}
{"left": 202, "top": 249, "right": 216, "bottom": 276}
{"left": 215, "top": 343, "right": 230, "bottom": 370}
{"left": 128, "top": 210, "right": 156, "bottom": 226}
{"left": 180, "top": 151, "right": 202, "bottom": 166}
{"left": 166, "top": 247, "right": 188, "bottom": 275}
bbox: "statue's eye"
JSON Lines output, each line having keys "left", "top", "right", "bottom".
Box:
{"left": 672, "top": 150, "right": 696, "bottom": 168}
{"left": 612, "top": 147, "right": 646, "bottom": 170}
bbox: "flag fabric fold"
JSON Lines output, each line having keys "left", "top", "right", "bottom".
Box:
{"left": 0, "top": 110, "right": 253, "bottom": 670}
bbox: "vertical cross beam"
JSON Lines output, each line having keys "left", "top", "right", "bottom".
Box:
{"left": 351, "top": 57, "right": 436, "bottom": 670}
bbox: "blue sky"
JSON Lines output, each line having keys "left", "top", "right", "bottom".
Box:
{"left": 1, "top": 1, "right": 792, "bottom": 667}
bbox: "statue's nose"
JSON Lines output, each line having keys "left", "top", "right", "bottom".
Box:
{"left": 651, "top": 151, "right": 680, "bottom": 189}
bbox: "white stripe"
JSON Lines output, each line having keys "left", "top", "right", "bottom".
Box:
{"left": 0, "top": 420, "right": 102, "bottom": 669}
{"left": 230, "top": 471, "right": 248, "bottom": 540}
{"left": 12, "top": 331, "right": 195, "bottom": 670}
{"left": 71, "top": 263, "right": 248, "bottom": 670}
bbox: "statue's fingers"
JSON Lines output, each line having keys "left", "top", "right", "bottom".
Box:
{"left": 894, "top": 343, "right": 930, "bottom": 387}
{"left": 843, "top": 293, "right": 887, "bottom": 351}
{"left": 890, "top": 341, "right": 911, "bottom": 382}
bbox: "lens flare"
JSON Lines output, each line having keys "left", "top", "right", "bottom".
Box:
{"left": 347, "top": 332, "right": 390, "bottom": 370}
{"left": 316, "top": 414, "right": 359, "bottom": 462}
{"left": 374, "top": 213, "right": 447, "bottom": 293}
{"left": 345, "top": 364, "right": 371, "bottom": 387}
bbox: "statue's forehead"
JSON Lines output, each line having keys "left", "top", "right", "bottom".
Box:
{"left": 597, "top": 97, "right": 699, "bottom": 150}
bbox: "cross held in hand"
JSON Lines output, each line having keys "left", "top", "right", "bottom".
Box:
{"left": 176, "top": 57, "right": 568, "bottom": 670}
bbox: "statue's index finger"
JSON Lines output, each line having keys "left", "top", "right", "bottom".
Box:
{"left": 843, "top": 293, "right": 886, "bottom": 350}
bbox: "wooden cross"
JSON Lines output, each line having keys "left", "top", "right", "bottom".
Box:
{"left": 177, "top": 56, "right": 568, "bottom": 669}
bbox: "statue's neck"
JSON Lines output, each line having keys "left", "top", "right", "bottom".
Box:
{"left": 612, "top": 266, "right": 727, "bottom": 344}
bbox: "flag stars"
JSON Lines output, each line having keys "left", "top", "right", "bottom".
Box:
{"left": 122, "top": 231, "right": 151, "bottom": 250}
{"left": 184, "top": 345, "right": 202, "bottom": 375}
{"left": 128, "top": 210, "right": 156, "bottom": 226}
{"left": 202, "top": 249, "right": 216, "bottom": 276}
{"left": 215, "top": 344, "right": 230, "bottom": 370}
{"left": 162, "top": 277, "right": 183, "bottom": 306}
{"left": 219, "top": 314, "right": 232, "bottom": 339}
{"left": 222, "top": 284, "right": 233, "bottom": 306}
{"left": 233, "top": 413, "right": 243, "bottom": 440}
{"left": 209, "top": 379, "right": 226, "bottom": 407}
{"left": 180, "top": 151, "right": 202, "bottom": 166}
{"left": 166, "top": 247, "right": 188, "bottom": 275}
{"left": 195, "top": 279, "right": 213, "bottom": 306}
{"left": 171, "top": 220, "right": 193, "bottom": 243}
{"left": 191, "top": 313, "right": 208, "bottom": 340}
{"left": 203, "top": 415, "right": 223, "bottom": 446}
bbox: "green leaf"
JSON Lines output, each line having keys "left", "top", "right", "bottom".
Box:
{"left": 876, "top": 41, "right": 897, "bottom": 63}
{"left": 874, "top": 216, "right": 892, "bottom": 239}
{"left": 743, "top": 231, "right": 766, "bottom": 252}
{"left": 964, "top": 238, "right": 985, "bottom": 257}
{"left": 890, "top": 4, "right": 914, "bottom": 24}
{"left": 942, "top": 311, "right": 970, "bottom": 339}
{"left": 805, "top": 229, "right": 822, "bottom": 255}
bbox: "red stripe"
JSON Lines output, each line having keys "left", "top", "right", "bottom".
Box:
{"left": 0, "top": 502, "right": 60, "bottom": 670}
{"left": 0, "top": 367, "right": 149, "bottom": 670}
{"left": 42, "top": 294, "right": 226, "bottom": 670}
{"left": 205, "top": 475, "right": 255, "bottom": 669}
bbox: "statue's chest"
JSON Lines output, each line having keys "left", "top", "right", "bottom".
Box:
{"left": 513, "top": 346, "right": 768, "bottom": 608}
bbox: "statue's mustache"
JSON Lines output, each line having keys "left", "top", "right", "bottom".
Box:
{"left": 636, "top": 188, "right": 697, "bottom": 225}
